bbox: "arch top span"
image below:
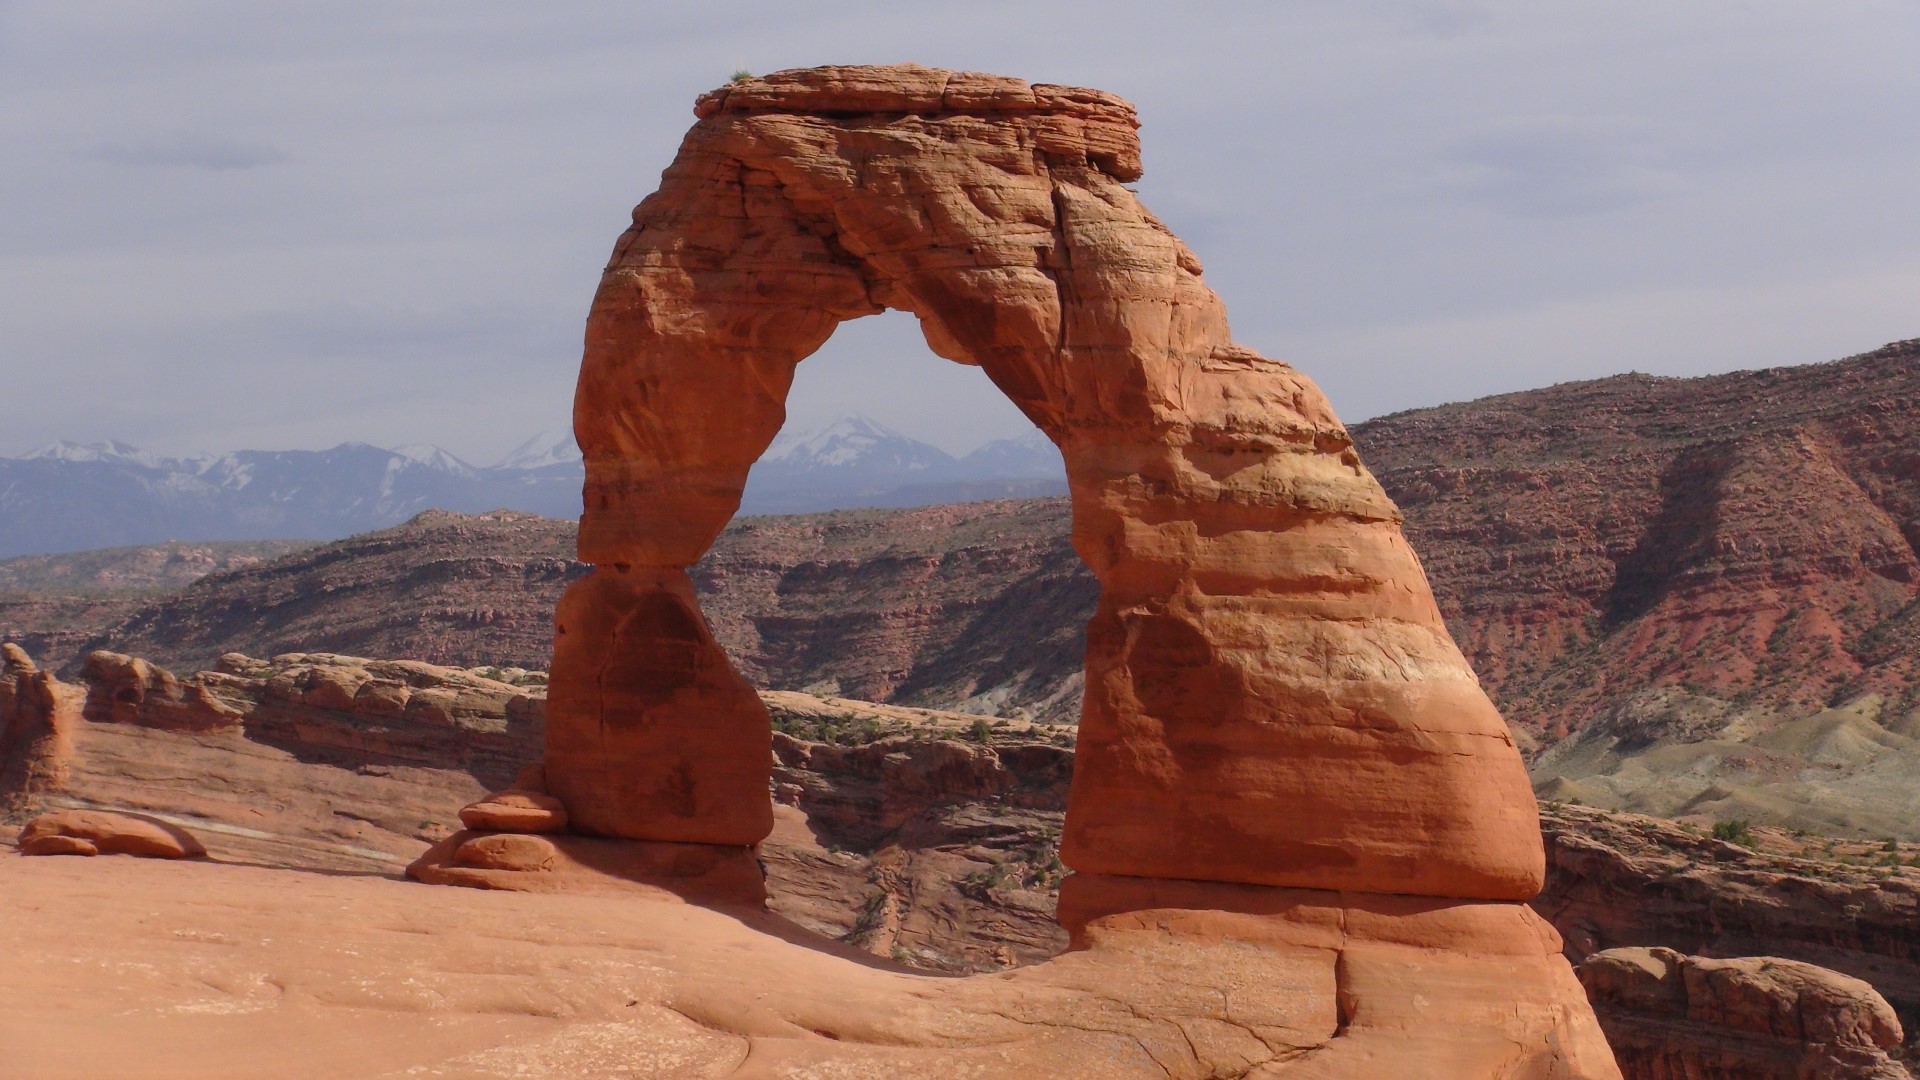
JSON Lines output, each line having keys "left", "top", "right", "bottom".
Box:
{"left": 551, "top": 64, "right": 1546, "bottom": 904}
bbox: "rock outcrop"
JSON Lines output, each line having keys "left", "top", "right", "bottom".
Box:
{"left": 80, "top": 650, "right": 244, "bottom": 732}
{"left": 1537, "top": 802, "right": 1920, "bottom": 1050}
{"left": 1578, "top": 947, "right": 1908, "bottom": 1079}
{"left": 0, "top": 643, "right": 78, "bottom": 813}
{"left": 0, "top": 649, "right": 547, "bottom": 872}
{"left": 19, "top": 808, "right": 205, "bottom": 859}
{"left": 535, "top": 63, "right": 1614, "bottom": 1077}
{"left": 71, "top": 650, "right": 546, "bottom": 788}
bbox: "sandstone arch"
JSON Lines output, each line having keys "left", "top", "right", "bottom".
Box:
{"left": 549, "top": 63, "right": 1545, "bottom": 906}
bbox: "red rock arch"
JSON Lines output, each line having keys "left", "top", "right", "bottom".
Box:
{"left": 549, "top": 65, "right": 1544, "bottom": 903}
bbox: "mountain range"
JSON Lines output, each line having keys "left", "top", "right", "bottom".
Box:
{"left": 0, "top": 417, "right": 1066, "bottom": 557}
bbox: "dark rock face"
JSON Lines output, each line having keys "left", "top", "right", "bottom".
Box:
{"left": 20, "top": 502, "right": 1096, "bottom": 724}
{"left": 1357, "top": 338, "right": 1920, "bottom": 742}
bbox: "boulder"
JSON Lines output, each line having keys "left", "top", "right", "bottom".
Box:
{"left": 20, "top": 833, "right": 97, "bottom": 856}
{"left": 19, "top": 809, "right": 205, "bottom": 859}
{"left": 458, "top": 790, "right": 567, "bottom": 833}
{"left": 1578, "top": 946, "right": 1908, "bottom": 1079}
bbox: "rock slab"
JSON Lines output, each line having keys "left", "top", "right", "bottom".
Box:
{"left": 18, "top": 809, "right": 205, "bottom": 859}
{"left": 458, "top": 789, "right": 568, "bottom": 833}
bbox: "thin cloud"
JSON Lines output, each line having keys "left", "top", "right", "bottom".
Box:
{"left": 1434, "top": 115, "right": 1682, "bottom": 218}
{"left": 1, "top": 2, "right": 1915, "bottom": 464}
{"left": 82, "top": 132, "right": 289, "bottom": 171}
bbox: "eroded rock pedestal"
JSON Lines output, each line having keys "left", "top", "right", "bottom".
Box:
{"left": 0, "top": 643, "right": 76, "bottom": 812}
{"left": 516, "top": 64, "right": 1618, "bottom": 1077}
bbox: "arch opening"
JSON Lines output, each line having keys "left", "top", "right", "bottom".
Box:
{"left": 734, "top": 308, "right": 1065, "bottom": 518}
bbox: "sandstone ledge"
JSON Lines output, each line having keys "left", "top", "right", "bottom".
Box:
{"left": 406, "top": 830, "right": 765, "bottom": 907}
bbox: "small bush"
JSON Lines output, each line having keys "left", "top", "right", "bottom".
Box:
{"left": 849, "top": 891, "right": 889, "bottom": 935}
{"left": 1711, "top": 819, "right": 1756, "bottom": 847}
{"left": 730, "top": 69, "right": 753, "bottom": 83}
{"left": 967, "top": 718, "right": 993, "bottom": 743}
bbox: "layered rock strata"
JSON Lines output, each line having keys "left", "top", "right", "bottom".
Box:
{"left": 1537, "top": 802, "right": 1920, "bottom": 1049}
{"left": 544, "top": 63, "right": 1612, "bottom": 1076}
{"left": 73, "top": 649, "right": 544, "bottom": 788}
{"left": 0, "top": 648, "right": 544, "bottom": 873}
{"left": 1577, "top": 947, "right": 1908, "bottom": 1079}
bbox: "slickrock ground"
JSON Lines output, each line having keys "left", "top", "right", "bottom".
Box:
{"left": 0, "top": 852, "right": 1603, "bottom": 1080}
{"left": 3, "top": 648, "right": 545, "bottom": 872}
{"left": 4, "top": 665, "right": 1595, "bottom": 1078}
{"left": 6, "top": 647, "right": 1917, "bottom": 1073}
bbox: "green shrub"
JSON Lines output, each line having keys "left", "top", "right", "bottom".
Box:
{"left": 1711, "top": 819, "right": 1756, "bottom": 847}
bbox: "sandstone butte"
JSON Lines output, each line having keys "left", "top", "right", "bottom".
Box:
{"left": 395, "top": 63, "right": 1620, "bottom": 1077}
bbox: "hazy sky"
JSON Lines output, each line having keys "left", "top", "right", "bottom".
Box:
{"left": 2, "top": 2, "right": 1916, "bottom": 462}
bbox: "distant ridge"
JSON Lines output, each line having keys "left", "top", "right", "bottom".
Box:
{"left": 0, "top": 416, "right": 1066, "bottom": 557}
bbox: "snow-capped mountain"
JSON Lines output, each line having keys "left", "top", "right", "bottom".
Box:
{"left": 761, "top": 415, "right": 948, "bottom": 471}
{"left": 0, "top": 418, "right": 1067, "bottom": 557}
{"left": 25, "top": 439, "right": 191, "bottom": 471}
{"left": 0, "top": 441, "right": 575, "bottom": 557}
{"left": 738, "top": 415, "right": 1066, "bottom": 515}
{"left": 389, "top": 444, "right": 478, "bottom": 477}
{"left": 959, "top": 428, "right": 1062, "bottom": 480}
{"left": 495, "top": 430, "right": 582, "bottom": 471}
